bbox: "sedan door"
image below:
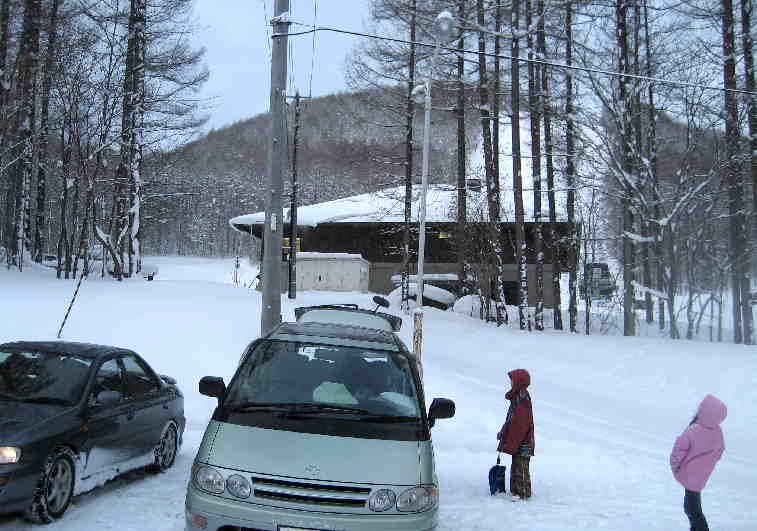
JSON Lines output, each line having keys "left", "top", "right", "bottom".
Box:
{"left": 82, "top": 358, "right": 132, "bottom": 476}
{"left": 119, "top": 354, "right": 171, "bottom": 460}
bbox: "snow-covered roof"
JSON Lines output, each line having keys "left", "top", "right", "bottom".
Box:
{"left": 296, "top": 252, "right": 367, "bottom": 261}
{"left": 230, "top": 184, "right": 567, "bottom": 233}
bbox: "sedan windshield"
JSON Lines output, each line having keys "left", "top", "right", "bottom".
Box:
{"left": 0, "top": 350, "right": 93, "bottom": 405}
{"left": 225, "top": 340, "right": 421, "bottom": 419}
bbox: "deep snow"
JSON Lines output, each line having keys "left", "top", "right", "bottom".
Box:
{"left": 1, "top": 256, "right": 755, "bottom": 530}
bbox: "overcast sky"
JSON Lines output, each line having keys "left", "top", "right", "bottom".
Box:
{"left": 191, "top": 1, "right": 372, "bottom": 132}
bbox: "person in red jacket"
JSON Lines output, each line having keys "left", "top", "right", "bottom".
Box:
{"left": 496, "top": 369, "right": 535, "bottom": 499}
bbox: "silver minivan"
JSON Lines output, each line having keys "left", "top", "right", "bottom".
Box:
{"left": 185, "top": 302, "right": 455, "bottom": 531}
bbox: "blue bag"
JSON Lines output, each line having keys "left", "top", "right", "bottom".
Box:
{"left": 488, "top": 454, "right": 507, "bottom": 495}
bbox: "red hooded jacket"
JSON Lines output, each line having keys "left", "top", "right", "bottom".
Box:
{"left": 496, "top": 369, "right": 535, "bottom": 456}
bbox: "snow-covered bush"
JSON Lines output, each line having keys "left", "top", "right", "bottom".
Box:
{"left": 453, "top": 294, "right": 498, "bottom": 320}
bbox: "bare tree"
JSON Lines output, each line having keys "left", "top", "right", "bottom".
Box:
{"left": 510, "top": 0, "right": 530, "bottom": 330}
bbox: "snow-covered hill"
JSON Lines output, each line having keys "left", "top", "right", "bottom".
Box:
{"left": 1, "top": 257, "right": 754, "bottom": 530}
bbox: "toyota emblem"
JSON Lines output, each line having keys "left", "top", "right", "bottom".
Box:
{"left": 304, "top": 464, "right": 321, "bottom": 477}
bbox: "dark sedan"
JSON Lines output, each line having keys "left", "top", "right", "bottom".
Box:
{"left": 0, "top": 341, "right": 185, "bottom": 523}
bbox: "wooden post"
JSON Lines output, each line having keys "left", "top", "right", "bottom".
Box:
{"left": 413, "top": 309, "right": 424, "bottom": 379}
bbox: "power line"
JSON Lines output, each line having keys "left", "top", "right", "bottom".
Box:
{"left": 308, "top": 0, "right": 318, "bottom": 99}
{"left": 277, "top": 23, "right": 757, "bottom": 97}
{"left": 261, "top": 0, "right": 272, "bottom": 60}
{"left": 288, "top": 0, "right": 296, "bottom": 94}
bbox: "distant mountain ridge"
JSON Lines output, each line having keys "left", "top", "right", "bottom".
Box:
{"left": 143, "top": 88, "right": 477, "bottom": 256}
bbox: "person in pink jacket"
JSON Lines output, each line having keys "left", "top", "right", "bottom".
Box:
{"left": 670, "top": 394, "right": 727, "bottom": 531}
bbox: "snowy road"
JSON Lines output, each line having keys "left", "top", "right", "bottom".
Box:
{"left": 1, "top": 257, "right": 755, "bottom": 530}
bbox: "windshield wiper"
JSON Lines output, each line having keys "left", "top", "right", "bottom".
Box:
{"left": 227, "top": 402, "right": 298, "bottom": 412}
{"left": 354, "top": 414, "right": 421, "bottom": 423}
{"left": 227, "top": 402, "right": 372, "bottom": 415}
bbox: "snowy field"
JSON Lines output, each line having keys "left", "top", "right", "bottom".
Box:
{"left": 1, "top": 256, "right": 755, "bottom": 530}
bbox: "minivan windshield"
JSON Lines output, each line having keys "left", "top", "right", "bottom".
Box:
{"left": 224, "top": 340, "right": 421, "bottom": 419}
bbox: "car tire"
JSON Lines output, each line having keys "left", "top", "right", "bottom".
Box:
{"left": 24, "top": 447, "right": 76, "bottom": 523}
{"left": 150, "top": 421, "right": 178, "bottom": 473}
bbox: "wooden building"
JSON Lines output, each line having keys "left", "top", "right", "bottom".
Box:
{"left": 230, "top": 185, "right": 576, "bottom": 307}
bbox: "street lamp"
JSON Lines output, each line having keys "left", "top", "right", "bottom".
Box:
{"left": 416, "top": 10, "right": 454, "bottom": 308}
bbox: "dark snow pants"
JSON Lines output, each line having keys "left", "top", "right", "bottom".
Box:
{"left": 510, "top": 456, "right": 531, "bottom": 499}
{"left": 684, "top": 490, "right": 709, "bottom": 531}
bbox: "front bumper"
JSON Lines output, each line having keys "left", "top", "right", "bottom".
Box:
{"left": 185, "top": 483, "right": 437, "bottom": 531}
{"left": 0, "top": 458, "right": 43, "bottom": 515}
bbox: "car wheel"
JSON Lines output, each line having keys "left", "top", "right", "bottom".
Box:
{"left": 151, "top": 421, "right": 178, "bottom": 472}
{"left": 24, "top": 447, "right": 76, "bottom": 523}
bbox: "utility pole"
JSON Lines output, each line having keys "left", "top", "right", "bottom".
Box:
{"left": 261, "top": 0, "right": 290, "bottom": 335}
{"left": 289, "top": 91, "right": 301, "bottom": 299}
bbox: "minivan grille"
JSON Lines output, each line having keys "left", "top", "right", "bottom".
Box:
{"left": 251, "top": 476, "right": 371, "bottom": 508}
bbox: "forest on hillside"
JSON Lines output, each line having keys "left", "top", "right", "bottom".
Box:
{"left": 142, "top": 88, "right": 478, "bottom": 258}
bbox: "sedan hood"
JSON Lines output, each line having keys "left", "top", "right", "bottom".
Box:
{"left": 199, "top": 421, "right": 422, "bottom": 486}
{"left": 0, "top": 401, "right": 74, "bottom": 443}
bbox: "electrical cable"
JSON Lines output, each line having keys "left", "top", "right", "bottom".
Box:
{"left": 308, "top": 0, "right": 317, "bottom": 99}
{"left": 288, "top": 0, "right": 296, "bottom": 95}
{"left": 261, "top": 0, "right": 272, "bottom": 60}
{"left": 275, "top": 23, "right": 757, "bottom": 97}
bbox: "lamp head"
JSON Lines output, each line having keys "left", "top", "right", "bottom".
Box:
{"left": 434, "top": 10, "right": 455, "bottom": 42}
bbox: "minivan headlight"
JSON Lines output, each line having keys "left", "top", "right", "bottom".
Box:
{"left": 396, "top": 486, "right": 438, "bottom": 512}
{"left": 193, "top": 465, "right": 225, "bottom": 494}
{"left": 367, "top": 489, "right": 396, "bottom": 512}
{"left": 226, "top": 474, "right": 251, "bottom": 499}
{"left": 0, "top": 447, "right": 20, "bottom": 464}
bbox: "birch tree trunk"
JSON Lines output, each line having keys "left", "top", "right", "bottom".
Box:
{"left": 643, "top": 0, "right": 663, "bottom": 331}
{"left": 13, "top": 0, "right": 41, "bottom": 271}
{"left": 456, "top": 0, "right": 467, "bottom": 297}
{"left": 33, "top": 0, "right": 62, "bottom": 262}
{"left": 401, "top": 0, "right": 417, "bottom": 312}
{"left": 477, "top": 0, "right": 508, "bottom": 325}
{"left": 129, "top": 0, "right": 146, "bottom": 276}
{"left": 632, "top": 0, "right": 653, "bottom": 325}
{"left": 492, "top": 0, "right": 508, "bottom": 324}
{"left": 741, "top": 0, "right": 757, "bottom": 343}
{"left": 722, "top": 0, "right": 751, "bottom": 344}
{"left": 0, "top": 0, "right": 13, "bottom": 260}
{"left": 512, "top": 0, "right": 530, "bottom": 330}
{"left": 58, "top": 121, "right": 71, "bottom": 279}
{"left": 527, "top": 0, "right": 544, "bottom": 330}
{"left": 539, "top": 0, "right": 562, "bottom": 330}
{"left": 112, "top": 0, "right": 142, "bottom": 280}
{"left": 617, "top": 0, "right": 636, "bottom": 337}
{"left": 565, "top": 0, "right": 578, "bottom": 332}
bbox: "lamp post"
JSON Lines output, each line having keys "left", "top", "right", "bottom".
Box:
{"left": 416, "top": 10, "right": 454, "bottom": 308}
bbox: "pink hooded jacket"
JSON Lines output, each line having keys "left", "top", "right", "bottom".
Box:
{"left": 670, "top": 394, "right": 727, "bottom": 492}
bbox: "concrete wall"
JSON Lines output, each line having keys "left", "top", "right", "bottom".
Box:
{"left": 297, "top": 256, "right": 369, "bottom": 292}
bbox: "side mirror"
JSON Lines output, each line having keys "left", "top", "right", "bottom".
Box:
{"left": 159, "top": 374, "right": 177, "bottom": 386}
{"left": 373, "top": 295, "right": 390, "bottom": 309}
{"left": 428, "top": 398, "right": 455, "bottom": 428}
{"left": 95, "top": 390, "right": 122, "bottom": 408}
{"left": 199, "top": 376, "right": 226, "bottom": 404}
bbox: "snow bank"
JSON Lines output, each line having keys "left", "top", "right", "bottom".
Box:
{"left": 453, "top": 294, "right": 497, "bottom": 319}
{"left": 388, "top": 283, "right": 456, "bottom": 308}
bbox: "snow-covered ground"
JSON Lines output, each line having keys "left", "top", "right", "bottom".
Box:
{"left": 1, "top": 257, "right": 755, "bottom": 530}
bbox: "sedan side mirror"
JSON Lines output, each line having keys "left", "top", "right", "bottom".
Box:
{"left": 95, "top": 390, "right": 122, "bottom": 408}
{"left": 428, "top": 397, "right": 455, "bottom": 428}
{"left": 199, "top": 376, "right": 226, "bottom": 404}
